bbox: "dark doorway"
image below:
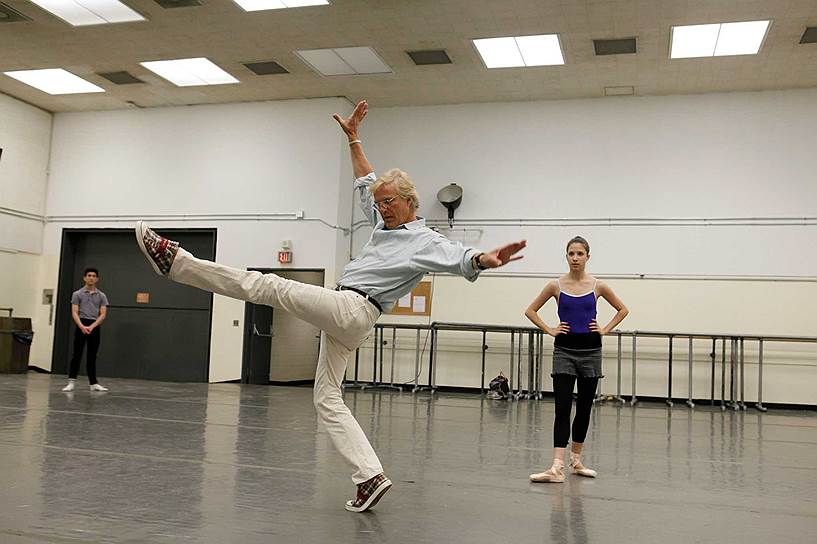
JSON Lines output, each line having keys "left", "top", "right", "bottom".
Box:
{"left": 241, "top": 269, "right": 325, "bottom": 385}
{"left": 53, "top": 228, "right": 216, "bottom": 382}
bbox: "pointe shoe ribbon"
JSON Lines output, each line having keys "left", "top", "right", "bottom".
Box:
{"left": 569, "top": 453, "right": 597, "bottom": 478}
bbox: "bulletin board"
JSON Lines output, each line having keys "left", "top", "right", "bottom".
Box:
{"left": 387, "top": 281, "right": 432, "bottom": 316}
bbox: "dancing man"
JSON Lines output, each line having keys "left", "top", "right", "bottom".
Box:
{"left": 135, "top": 100, "right": 526, "bottom": 512}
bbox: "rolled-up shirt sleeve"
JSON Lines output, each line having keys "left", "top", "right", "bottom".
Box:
{"left": 354, "top": 172, "right": 379, "bottom": 226}
{"left": 410, "top": 237, "right": 481, "bottom": 282}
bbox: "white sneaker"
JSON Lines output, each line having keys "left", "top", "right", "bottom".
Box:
{"left": 89, "top": 384, "right": 109, "bottom": 392}
{"left": 61, "top": 381, "right": 75, "bottom": 392}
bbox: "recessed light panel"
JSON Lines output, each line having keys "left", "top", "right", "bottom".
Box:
{"left": 232, "top": 0, "right": 328, "bottom": 11}
{"left": 715, "top": 21, "right": 770, "bottom": 56}
{"left": 473, "top": 37, "right": 524, "bottom": 68}
{"left": 335, "top": 47, "right": 391, "bottom": 74}
{"left": 28, "top": 0, "right": 145, "bottom": 26}
{"left": 670, "top": 24, "right": 720, "bottom": 59}
{"left": 140, "top": 58, "right": 239, "bottom": 86}
{"left": 670, "top": 20, "right": 770, "bottom": 59}
{"left": 515, "top": 34, "right": 564, "bottom": 66}
{"left": 3, "top": 68, "right": 105, "bottom": 94}
{"left": 473, "top": 34, "right": 564, "bottom": 68}
{"left": 295, "top": 47, "right": 391, "bottom": 75}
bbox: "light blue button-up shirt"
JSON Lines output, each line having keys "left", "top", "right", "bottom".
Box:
{"left": 337, "top": 172, "right": 481, "bottom": 311}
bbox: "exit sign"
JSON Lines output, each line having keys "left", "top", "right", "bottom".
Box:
{"left": 278, "top": 251, "right": 292, "bottom": 264}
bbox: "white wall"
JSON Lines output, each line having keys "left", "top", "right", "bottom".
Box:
{"left": 0, "top": 93, "right": 51, "bottom": 253}
{"left": 10, "top": 89, "right": 815, "bottom": 405}
{"left": 0, "top": 93, "right": 52, "bottom": 362}
{"left": 356, "top": 89, "right": 817, "bottom": 277}
{"left": 39, "top": 98, "right": 354, "bottom": 381}
{"left": 351, "top": 90, "right": 817, "bottom": 404}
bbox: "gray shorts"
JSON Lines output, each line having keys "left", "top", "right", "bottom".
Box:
{"left": 552, "top": 346, "right": 603, "bottom": 378}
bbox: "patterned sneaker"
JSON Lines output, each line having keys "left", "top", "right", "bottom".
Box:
{"left": 135, "top": 221, "right": 179, "bottom": 276}
{"left": 345, "top": 473, "right": 392, "bottom": 513}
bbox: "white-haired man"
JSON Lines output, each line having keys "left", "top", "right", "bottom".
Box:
{"left": 135, "top": 100, "right": 526, "bottom": 512}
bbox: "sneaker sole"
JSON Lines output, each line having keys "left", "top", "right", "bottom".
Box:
{"left": 345, "top": 479, "right": 392, "bottom": 513}
{"left": 135, "top": 220, "right": 164, "bottom": 276}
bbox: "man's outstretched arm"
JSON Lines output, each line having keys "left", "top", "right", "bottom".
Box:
{"left": 333, "top": 100, "right": 374, "bottom": 178}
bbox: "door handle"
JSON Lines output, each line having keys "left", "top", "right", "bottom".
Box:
{"left": 252, "top": 323, "right": 272, "bottom": 338}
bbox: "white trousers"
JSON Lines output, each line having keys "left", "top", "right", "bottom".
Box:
{"left": 170, "top": 248, "right": 383, "bottom": 483}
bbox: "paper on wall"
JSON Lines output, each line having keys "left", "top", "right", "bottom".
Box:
{"left": 412, "top": 296, "right": 426, "bottom": 313}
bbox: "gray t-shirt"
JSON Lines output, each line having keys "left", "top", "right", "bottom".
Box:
{"left": 71, "top": 288, "right": 109, "bottom": 320}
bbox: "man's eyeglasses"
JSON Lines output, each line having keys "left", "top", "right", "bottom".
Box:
{"left": 374, "top": 196, "right": 399, "bottom": 210}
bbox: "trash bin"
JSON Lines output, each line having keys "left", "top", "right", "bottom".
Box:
{"left": 0, "top": 317, "right": 33, "bottom": 373}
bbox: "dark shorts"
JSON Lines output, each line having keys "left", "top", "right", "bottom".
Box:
{"left": 551, "top": 346, "right": 603, "bottom": 378}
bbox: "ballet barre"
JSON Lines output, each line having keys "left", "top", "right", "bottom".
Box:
{"left": 345, "top": 323, "right": 816, "bottom": 410}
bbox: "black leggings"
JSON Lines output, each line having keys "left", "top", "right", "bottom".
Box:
{"left": 553, "top": 374, "right": 598, "bottom": 448}
{"left": 68, "top": 319, "right": 101, "bottom": 385}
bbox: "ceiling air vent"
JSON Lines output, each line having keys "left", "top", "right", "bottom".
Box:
{"left": 153, "top": 0, "right": 203, "bottom": 8}
{"left": 800, "top": 27, "right": 817, "bottom": 44}
{"left": 593, "top": 37, "right": 637, "bottom": 56}
{"left": 244, "top": 61, "right": 289, "bottom": 75}
{"left": 407, "top": 50, "right": 452, "bottom": 65}
{"left": 604, "top": 85, "right": 635, "bottom": 96}
{"left": 0, "top": 2, "right": 31, "bottom": 22}
{"left": 98, "top": 71, "right": 144, "bottom": 85}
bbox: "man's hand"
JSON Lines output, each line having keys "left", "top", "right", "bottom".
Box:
{"left": 333, "top": 100, "right": 368, "bottom": 140}
{"left": 81, "top": 325, "right": 92, "bottom": 335}
{"left": 479, "top": 240, "right": 527, "bottom": 268}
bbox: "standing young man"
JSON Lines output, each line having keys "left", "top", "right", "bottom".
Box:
{"left": 134, "top": 100, "right": 526, "bottom": 512}
{"left": 62, "top": 268, "right": 109, "bottom": 392}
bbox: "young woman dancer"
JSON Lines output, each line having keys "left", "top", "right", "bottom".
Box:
{"left": 524, "top": 236, "right": 628, "bottom": 482}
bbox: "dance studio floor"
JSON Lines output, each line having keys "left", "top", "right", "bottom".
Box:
{"left": 0, "top": 373, "right": 814, "bottom": 543}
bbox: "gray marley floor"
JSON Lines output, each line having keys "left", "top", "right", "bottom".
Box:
{"left": 0, "top": 373, "right": 815, "bottom": 543}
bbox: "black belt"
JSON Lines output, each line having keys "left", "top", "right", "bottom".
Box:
{"left": 335, "top": 285, "right": 382, "bottom": 313}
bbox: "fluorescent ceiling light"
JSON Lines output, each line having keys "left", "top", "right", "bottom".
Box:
{"left": 670, "top": 20, "right": 770, "bottom": 59}
{"left": 140, "top": 58, "right": 239, "bottom": 86}
{"left": 473, "top": 34, "right": 564, "bottom": 68}
{"left": 3, "top": 68, "right": 105, "bottom": 94}
{"left": 515, "top": 34, "right": 565, "bottom": 66}
{"left": 232, "top": 0, "right": 328, "bottom": 11}
{"left": 28, "top": 0, "right": 145, "bottom": 26}
{"left": 295, "top": 47, "right": 391, "bottom": 75}
{"left": 715, "top": 20, "right": 770, "bottom": 56}
{"left": 473, "top": 37, "right": 522, "bottom": 68}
